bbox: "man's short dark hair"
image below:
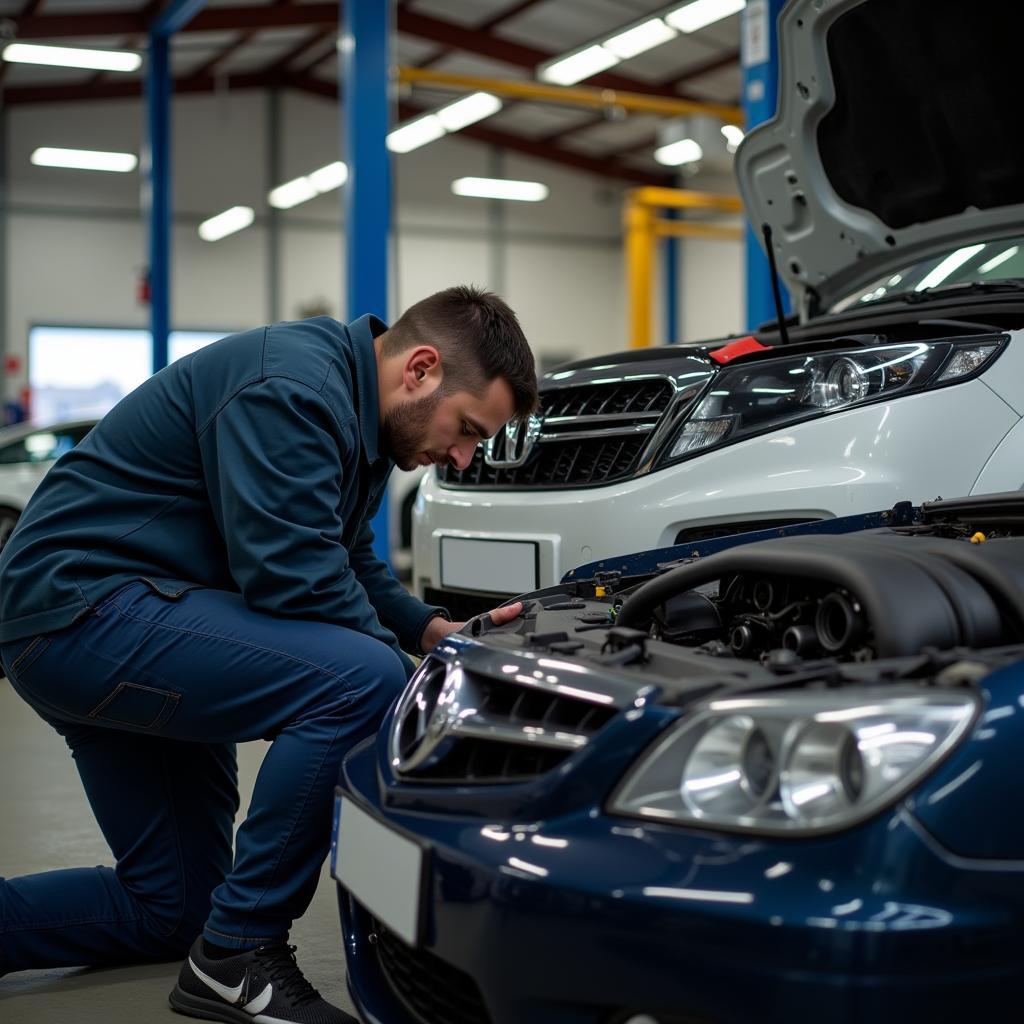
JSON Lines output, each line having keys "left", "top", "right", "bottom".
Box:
{"left": 383, "top": 285, "right": 538, "bottom": 421}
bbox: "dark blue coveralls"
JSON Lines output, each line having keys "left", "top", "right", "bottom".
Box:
{"left": 0, "top": 314, "right": 443, "bottom": 971}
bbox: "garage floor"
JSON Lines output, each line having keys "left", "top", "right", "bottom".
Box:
{"left": 0, "top": 681, "right": 357, "bottom": 1024}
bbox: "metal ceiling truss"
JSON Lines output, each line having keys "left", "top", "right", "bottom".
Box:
{"left": 1, "top": 1, "right": 738, "bottom": 183}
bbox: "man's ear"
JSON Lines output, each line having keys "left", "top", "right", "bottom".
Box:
{"left": 403, "top": 345, "right": 441, "bottom": 393}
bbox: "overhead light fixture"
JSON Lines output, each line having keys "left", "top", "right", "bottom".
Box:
{"left": 308, "top": 160, "right": 348, "bottom": 192}
{"left": 268, "top": 176, "right": 318, "bottom": 210}
{"left": 539, "top": 44, "right": 619, "bottom": 86}
{"left": 604, "top": 17, "right": 677, "bottom": 59}
{"left": 452, "top": 177, "right": 549, "bottom": 202}
{"left": 4, "top": 42, "right": 142, "bottom": 72}
{"left": 269, "top": 161, "right": 348, "bottom": 210}
{"left": 436, "top": 92, "right": 503, "bottom": 132}
{"left": 666, "top": 0, "right": 746, "bottom": 34}
{"left": 31, "top": 147, "right": 137, "bottom": 172}
{"left": 199, "top": 206, "right": 255, "bottom": 242}
{"left": 654, "top": 138, "right": 704, "bottom": 166}
{"left": 387, "top": 114, "right": 446, "bottom": 154}
{"left": 389, "top": 92, "right": 502, "bottom": 154}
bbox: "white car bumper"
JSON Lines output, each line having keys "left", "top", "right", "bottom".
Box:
{"left": 412, "top": 378, "right": 1019, "bottom": 607}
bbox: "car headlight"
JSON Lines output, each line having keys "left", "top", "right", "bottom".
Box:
{"left": 663, "top": 338, "right": 1004, "bottom": 463}
{"left": 608, "top": 690, "right": 977, "bottom": 835}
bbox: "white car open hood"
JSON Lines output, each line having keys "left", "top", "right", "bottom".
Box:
{"left": 735, "top": 0, "right": 1024, "bottom": 320}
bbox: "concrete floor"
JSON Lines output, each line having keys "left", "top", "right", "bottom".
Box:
{"left": 0, "top": 680, "right": 357, "bottom": 1024}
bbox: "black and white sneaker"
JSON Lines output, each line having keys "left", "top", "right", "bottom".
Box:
{"left": 169, "top": 937, "right": 359, "bottom": 1023}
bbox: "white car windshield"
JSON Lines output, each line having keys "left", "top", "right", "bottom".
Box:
{"left": 831, "top": 236, "right": 1024, "bottom": 312}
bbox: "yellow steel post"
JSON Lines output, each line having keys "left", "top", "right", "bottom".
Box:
{"left": 625, "top": 188, "right": 746, "bottom": 348}
{"left": 625, "top": 192, "right": 656, "bottom": 349}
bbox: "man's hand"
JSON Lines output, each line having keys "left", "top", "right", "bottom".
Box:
{"left": 419, "top": 601, "right": 524, "bottom": 653}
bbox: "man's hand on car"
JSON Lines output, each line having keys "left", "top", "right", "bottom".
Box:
{"left": 419, "top": 601, "right": 524, "bottom": 653}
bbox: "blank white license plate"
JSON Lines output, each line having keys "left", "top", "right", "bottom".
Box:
{"left": 331, "top": 795, "right": 426, "bottom": 947}
{"left": 440, "top": 536, "right": 538, "bottom": 593}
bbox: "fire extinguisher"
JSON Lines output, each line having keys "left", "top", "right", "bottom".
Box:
{"left": 137, "top": 267, "right": 151, "bottom": 306}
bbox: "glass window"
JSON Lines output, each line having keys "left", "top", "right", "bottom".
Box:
{"left": 169, "top": 330, "right": 230, "bottom": 363}
{"left": 28, "top": 327, "right": 235, "bottom": 423}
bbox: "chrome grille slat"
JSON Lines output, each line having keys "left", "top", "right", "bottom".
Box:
{"left": 438, "top": 377, "right": 675, "bottom": 489}
{"left": 391, "top": 658, "right": 619, "bottom": 784}
{"left": 539, "top": 423, "right": 655, "bottom": 442}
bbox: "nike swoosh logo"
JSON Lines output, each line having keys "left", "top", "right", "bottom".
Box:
{"left": 243, "top": 983, "right": 273, "bottom": 1014}
{"left": 189, "top": 957, "right": 245, "bottom": 1003}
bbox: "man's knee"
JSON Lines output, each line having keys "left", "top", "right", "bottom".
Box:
{"left": 342, "top": 643, "right": 408, "bottom": 720}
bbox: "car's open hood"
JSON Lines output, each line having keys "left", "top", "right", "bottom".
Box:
{"left": 735, "top": 0, "right": 1024, "bottom": 320}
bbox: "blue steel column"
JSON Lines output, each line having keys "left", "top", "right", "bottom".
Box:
{"left": 146, "top": 34, "right": 171, "bottom": 374}
{"left": 743, "top": 0, "right": 789, "bottom": 331}
{"left": 146, "top": 1, "right": 208, "bottom": 373}
{"left": 663, "top": 202, "right": 680, "bottom": 345}
{"left": 342, "top": 0, "right": 392, "bottom": 564}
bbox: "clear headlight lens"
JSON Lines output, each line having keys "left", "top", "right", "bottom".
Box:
{"left": 608, "top": 690, "right": 977, "bottom": 835}
{"left": 664, "top": 339, "right": 1003, "bottom": 463}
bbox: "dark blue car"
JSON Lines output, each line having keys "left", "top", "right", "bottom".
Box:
{"left": 330, "top": 492, "right": 1024, "bottom": 1023}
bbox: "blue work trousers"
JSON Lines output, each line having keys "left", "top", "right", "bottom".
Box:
{"left": 0, "top": 581, "right": 407, "bottom": 972}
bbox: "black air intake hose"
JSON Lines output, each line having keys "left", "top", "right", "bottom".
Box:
{"left": 614, "top": 535, "right": 996, "bottom": 658}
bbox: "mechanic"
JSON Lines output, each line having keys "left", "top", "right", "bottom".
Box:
{"left": 0, "top": 285, "right": 535, "bottom": 1023}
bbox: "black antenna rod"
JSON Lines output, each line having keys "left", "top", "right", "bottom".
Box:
{"left": 761, "top": 222, "right": 791, "bottom": 346}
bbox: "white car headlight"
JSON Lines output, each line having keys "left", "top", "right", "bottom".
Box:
{"left": 608, "top": 690, "right": 978, "bottom": 835}
{"left": 663, "top": 338, "right": 1004, "bottom": 462}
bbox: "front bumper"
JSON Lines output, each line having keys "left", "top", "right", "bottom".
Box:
{"left": 412, "top": 380, "right": 1018, "bottom": 605}
{"left": 335, "top": 735, "right": 1023, "bottom": 1024}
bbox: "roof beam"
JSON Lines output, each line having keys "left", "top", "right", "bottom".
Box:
{"left": 417, "top": 0, "right": 544, "bottom": 71}
{"left": 0, "top": 60, "right": 670, "bottom": 185}
{"left": 396, "top": 99, "right": 672, "bottom": 187}
{"left": 395, "top": 10, "right": 703, "bottom": 99}
{"left": 13, "top": 4, "right": 338, "bottom": 39}
{"left": 0, "top": 0, "right": 46, "bottom": 85}
{"left": 185, "top": 0, "right": 294, "bottom": 80}
{"left": 535, "top": 49, "right": 742, "bottom": 147}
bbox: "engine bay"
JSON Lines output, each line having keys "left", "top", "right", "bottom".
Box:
{"left": 464, "top": 492, "right": 1024, "bottom": 690}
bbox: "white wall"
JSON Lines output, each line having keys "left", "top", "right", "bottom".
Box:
{"left": 2, "top": 87, "right": 743, "bottom": 400}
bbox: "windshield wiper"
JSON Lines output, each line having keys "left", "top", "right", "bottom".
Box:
{"left": 899, "top": 279, "right": 1024, "bottom": 303}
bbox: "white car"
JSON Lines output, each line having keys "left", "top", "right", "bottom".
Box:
{"left": 412, "top": 1, "right": 1024, "bottom": 619}
{"left": 386, "top": 465, "right": 428, "bottom": 581}
{"left": 0, "top": 419, "right": 97, "bottom": 547}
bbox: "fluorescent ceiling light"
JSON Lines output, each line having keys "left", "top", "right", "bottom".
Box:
{"left": 667, "top": 0, "right": 746, "bottom": 34}
{"left": 437, "top": 91, "right": 502, "bottom": 132}
{"left": 914, "top": 244, "right": 985, "bottom": 291}
{"left": 387, "top": 114, "right": 445, "bottom": 154}
{"left": 268, "top": 161, "right": 348, "bottom": 210}
{"left": 979, "top": 245, "right": 1019, "bottom": 273}
{"left": 308, "top": 160, "right": 348, "bottom": 192}
{"left": 199, "top": 206, "right": 254, "bottom": 242}
{"left": 604, "top": 18, "right": 677, "bottom": 59}
{"left": 31, "top": 147, "right": 137, "bottom": 172}
{"left": 539, "top": 44, "right": 619, "bottom": 86}
{"left": 452, "top": 177, "right": 549, "bottom": 202}
{"left": 654, "top": 138, "right": 704, "bottom": 166}
{"left": 268, "top": 176, "right": 318, "bottom": 210}
{"left": 4, "top": 42, "right": 141, "bottom": 72}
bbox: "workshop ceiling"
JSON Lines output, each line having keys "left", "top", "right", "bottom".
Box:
{"left": 0, "top": 0, "right": 744, "bottom": 185}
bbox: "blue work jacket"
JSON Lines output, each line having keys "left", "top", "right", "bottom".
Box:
{"left": 0, "top": 314, "right": 442, "bottom": 672}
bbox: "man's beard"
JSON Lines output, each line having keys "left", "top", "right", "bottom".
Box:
{"left": 380, "top": 388, "right": 445, "bottom": 470}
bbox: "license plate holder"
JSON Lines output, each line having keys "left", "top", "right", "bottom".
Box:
{"left": 331, "top": 793, "right": 428, "bottom": 947}
{"left": 440, "top": 536, "right": 539, "bottom": 593}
